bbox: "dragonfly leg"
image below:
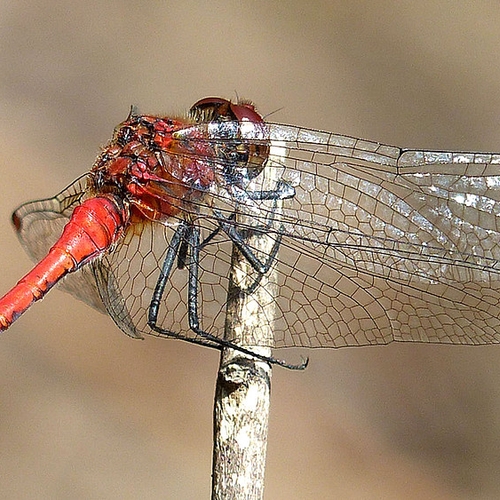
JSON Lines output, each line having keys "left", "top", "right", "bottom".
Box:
{"left": 230, "top": 180, "right": 292, "bottom": 273}
{"left": 148, "top": 222, "right": 220, "bottom": 348}
{"left": 247, "top": 180, "right": 295, "bottom": 201}
{"left": 185, "top": 230, "right": 306, "bottom": 369}
{"left": 198, "top": 213, "right": 235, "bottom": 251}
{"left": 206, "top": 182, "right": 289, "bottom": 292}
{"left": 212, "top": 208, "right": 282, "bottom": 276}
{"left": 177, "top": 214, "right": 236, "bottom": 269}
{"left": 148, "top": 222, "right": 187, "bottom": 326}
{"left": 146, "top": 221, "right": 306, "bottom": 369}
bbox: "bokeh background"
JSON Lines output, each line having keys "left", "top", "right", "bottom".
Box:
{"left": 1, "top": 1, "right": 500, "bottom": 498}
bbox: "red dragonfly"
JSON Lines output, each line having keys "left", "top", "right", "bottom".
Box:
{"left": 0, "top": 97, "right": 499, "bottom": 367}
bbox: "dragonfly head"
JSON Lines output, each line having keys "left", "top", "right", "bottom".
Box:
{"left": 189, "top": 97, "right": 270, "bottom": 188}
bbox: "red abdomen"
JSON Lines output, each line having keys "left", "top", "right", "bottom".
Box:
{"left": 0, "top": 196, "right": 128, "bottom": 330}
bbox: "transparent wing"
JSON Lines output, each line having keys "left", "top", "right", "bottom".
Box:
{"left": 260, "top": 124, "right": 500, "bottom": 347}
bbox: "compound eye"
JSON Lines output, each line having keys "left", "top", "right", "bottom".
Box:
{"left": 228, "top": 101, "right": 263, "bottom": 123}
{"left": 189, "top": 97, "right": 264, "bottom": 124}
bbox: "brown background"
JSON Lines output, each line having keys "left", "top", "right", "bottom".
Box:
{"left": 1, "top": 1, "right": 500, "bottom": 498}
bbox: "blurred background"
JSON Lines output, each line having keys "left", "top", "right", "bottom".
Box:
{"left": 1, "top": 1, "right": 500, "bottom": 498}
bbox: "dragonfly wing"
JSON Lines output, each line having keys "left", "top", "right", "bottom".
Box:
{"left": 258, "top": 125, "right": 500, "bottom": 347}
{"left": 13, "top": 121, "right": 499, "bottom": 351}
{"left": 12, "top": 175, "right": 108, "bottom": 314}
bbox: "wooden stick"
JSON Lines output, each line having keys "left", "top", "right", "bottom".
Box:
{"left": 212, "top": 154, "right": 282, "bottom": 499}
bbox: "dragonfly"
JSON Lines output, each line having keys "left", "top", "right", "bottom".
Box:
{"left": 0, "top": 97, "right": 499, "bottom": 368}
